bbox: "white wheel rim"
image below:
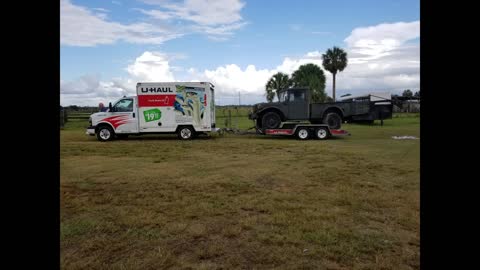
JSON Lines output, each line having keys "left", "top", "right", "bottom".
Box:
{"left": 317, "top": 129, "right": 327, "bottom": 138}
{"left": 298, "top": 129, "right": 308, "bottom": 139}
{"left": 181, "top": 128, "right": 191, "bottom": 139}
{"left": 99, "top": 129, "right": 110, "bottom": 140}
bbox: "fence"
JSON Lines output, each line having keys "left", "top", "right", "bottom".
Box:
{"left": 393, "top": 101, "right": 420, "bottom": 113}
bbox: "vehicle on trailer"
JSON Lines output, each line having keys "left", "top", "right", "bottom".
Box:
{"left": 248, "top": 88, "right": 393, "bottom": 131}
{"left": 86, "top": 82, "right": 217, "bottom": 141}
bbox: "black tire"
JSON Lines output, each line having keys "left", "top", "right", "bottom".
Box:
{"left": 323, "top": 112, "right": 342, "bottom": 129}
{"left": 315, "top": 127, "right": 330, "bottom": 140}
{"left": 296, "top": 127, "right": 310, "bottom": 140}
{"left": 177, "top": 126, "right": 194, "bottom": 140}
{"left": 96, "top": 125, "right": 115, "bottom": 142}
{"left": 262, "top": 112, "right": 282, "bottom": 130}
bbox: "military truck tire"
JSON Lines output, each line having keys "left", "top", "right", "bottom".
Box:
{"left": 262, "top": 112, "right": 282, "bottom": 129}
{"left": 323, "top": 112, "right": 342, "bottom": 129}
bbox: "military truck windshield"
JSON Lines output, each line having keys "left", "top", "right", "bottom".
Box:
{"left": 279, "top": 91, "right": 288, "bottom": 102}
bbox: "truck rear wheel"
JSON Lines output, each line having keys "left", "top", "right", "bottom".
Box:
{"left": 262, "top": 112, "right": 281, "bottom": 130}
{"left": 178, "top": 126, "right": 194, "bottom": 140}
{"left": 296, "top": 127, "right": 310, "bottom": 140}
{"left": 315, "top": 127, "right": 330, "bottom": 140}
{"left": 323, "top": 112, "right": 342, "bottom": 129}
{"left": 97, "top": 125, "right": 114, "bottom": 142}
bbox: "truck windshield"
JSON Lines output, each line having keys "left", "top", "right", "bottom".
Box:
{"left": 279, "top": 91, "right": 288, "bottom": 102}
{"left": 114, "top": 99, "right": 133, "bottom": 112}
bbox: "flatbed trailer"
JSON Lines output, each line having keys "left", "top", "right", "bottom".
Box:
{"left": 259, "top": 122, "right": 350, "bottom": 140}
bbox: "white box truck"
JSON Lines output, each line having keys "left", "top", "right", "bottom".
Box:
{"left": 86, "top": 82, "right": 217, "bottom": 141}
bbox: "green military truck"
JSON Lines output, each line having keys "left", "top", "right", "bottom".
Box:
{"left": 248, "top": 88, "right": 392, "bottom": 132}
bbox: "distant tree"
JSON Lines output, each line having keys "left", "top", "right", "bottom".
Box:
{"left": 265, "top": 72, "right": 290, "bottom": 102}
{"left": 402, "top": 89, "right": 413, "bottom": 97}
{"left": 291, "top": 63, "right": 327, "bottom": 103}
{"left": 68, "top": 105, "right": 79, "bottom": 111}
{"left": 414, "top": 90, "right": 420, "bottom": 99}
{"left": 325, "top": 96, "right": 334, "bottom": 102}
{"left": 322, "top": 46, "right": 348, "bottom": 101}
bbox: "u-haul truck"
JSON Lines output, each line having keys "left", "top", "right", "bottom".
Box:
{"left": 86, "top": 82, "right": 217, "bottom": 141}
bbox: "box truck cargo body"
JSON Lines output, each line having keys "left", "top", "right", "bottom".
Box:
{"left": 86, "top": 82, "right": 217, "bottom": 141}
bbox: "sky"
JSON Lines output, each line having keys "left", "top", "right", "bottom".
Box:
{"left": 60, "top": 0, "right": 420, "bottom": 106}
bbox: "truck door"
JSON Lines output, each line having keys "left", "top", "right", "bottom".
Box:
{"left": 108, "top": 98, "right": 139, "bottom": 134}
{"left": 287, "top": 89, "right": 309, "bottom": 119}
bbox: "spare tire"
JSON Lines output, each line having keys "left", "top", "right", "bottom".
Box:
{"left": 262, "top": 112, "right": 282, "bottom": 129}
{"left": 323, "top": 112, "right": 342, "bottom": 129}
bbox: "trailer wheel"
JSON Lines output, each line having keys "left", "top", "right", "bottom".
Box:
{"left": 315, "top": 127, "right": 330, "bottom": 140}
{"left": 97, "top": 125, "right": 114, "bottom": 142}
{"left": 323, "top": 112, "right": 342, "bottom": 129}
{"left": 178, "top": 126, "right": 194, "bottom": 140}
{"left": 296, "top": 127, "right": 310, "bottom": 140}
{"left": 262, "top": 112, "right": 281, "bottom": 129}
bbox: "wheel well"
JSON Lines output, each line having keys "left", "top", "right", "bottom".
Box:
{"left": 323, "top": 107, "right": 344, "bottom": 119}
{"left": 258, "top": 108, "right": 285, "bottom": 122}
{"left": 175, "top": 125, "right": 195, "bottom": 133}
{"left": 95, "top": 122, "right": 114, "bottom": 133}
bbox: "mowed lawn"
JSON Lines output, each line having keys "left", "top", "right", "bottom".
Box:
{"left": 60, "top": 114, "right": 420, "bottom": 269}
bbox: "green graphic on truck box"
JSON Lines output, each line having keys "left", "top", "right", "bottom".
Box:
{"left": 143, "top": 108, "right": 161, "bottom": 122}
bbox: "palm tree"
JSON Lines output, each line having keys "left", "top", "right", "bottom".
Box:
{"left": 322, "top": 47, "right": 348, "bottom": 101}
{"left": 265, "top": 72, "right": 290, "bottom": 102}
{"left": 291, "top": 63, "right": 327, "bottom": 103}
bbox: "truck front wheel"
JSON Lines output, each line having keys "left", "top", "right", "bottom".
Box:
{"left": 97, "top": 125, "right": 115, "bottom": 142}
{"left": 323, "top": 112, "right": 342, "bottom": 130}
{"left": 262, "top": 112, "right": 281, "bottom": 130}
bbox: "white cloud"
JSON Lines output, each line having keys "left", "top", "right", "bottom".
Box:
{"left": 61, "top": 0, "right": 246, "bottom": 46}
{"left": 141, "top": 0, "right": 245, "bottom": 26}
{"left": 61, "top": 0, "right": 180, "bottom": 46}
{"left": 125, "top": 51, "right": 175, "bottom": 81}
{"left": 61, "top": 52, "right": 173, "bottom": 105}
{"left": 60, "top": 21, "right": 420, "bottom": 105}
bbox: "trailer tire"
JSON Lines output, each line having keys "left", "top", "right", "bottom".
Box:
{"left": 296, "top": 127, "right": 310, "bottom": 140}
{"left": 323, "top": 112, "right": 342, "bottom": 129}
{"left": 96, "top": 125, "right": 115, "bottom": 142}
{"left": 315, "top": 127, "right": 330, "bottom": 140}
{"left": 177, "top": 126, "right": 194, "bottom": 140}
{"left": 262, "top": 112, "right": 281, "bottom": 130}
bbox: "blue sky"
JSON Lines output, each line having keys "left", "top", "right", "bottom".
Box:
{"left": 61, "top": 0, "right": 419, "bottom": 106}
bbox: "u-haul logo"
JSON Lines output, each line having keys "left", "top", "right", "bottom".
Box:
{"left": 140, "top": 87, "right": 173, "bottom": 93}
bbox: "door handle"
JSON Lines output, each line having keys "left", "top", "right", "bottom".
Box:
{"left": 133, "top": 113, "right": 135, "bottom": 118}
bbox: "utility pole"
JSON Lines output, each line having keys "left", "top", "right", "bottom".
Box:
{"left": 238, "top": 91, "right": 241, "bottom": 106}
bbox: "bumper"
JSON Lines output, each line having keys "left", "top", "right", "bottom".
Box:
{"left": 86, "top": 126, "right": 96, "bottom": 136}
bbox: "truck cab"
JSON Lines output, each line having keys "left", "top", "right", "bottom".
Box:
{"left": 249, "top": 88, "right": 311, "bottom": 129}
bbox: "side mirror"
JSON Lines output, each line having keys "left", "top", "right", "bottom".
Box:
{"left": 109, "top": 102, "right": 113, "bottom": 112}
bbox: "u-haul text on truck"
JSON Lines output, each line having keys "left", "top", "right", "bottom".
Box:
{"left": 86, "top": 82, "right": 217, "bottom": 141}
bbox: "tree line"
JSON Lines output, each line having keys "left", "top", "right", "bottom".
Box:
{"left": 264, "top": 47, "right": 420, "bottom": 103}
{"left": 265, "top": 46, "right": 348, "bottom": 103}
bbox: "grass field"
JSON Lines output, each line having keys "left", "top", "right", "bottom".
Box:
{"left": 61, "top": 113, "right": 420, "bottom": 269}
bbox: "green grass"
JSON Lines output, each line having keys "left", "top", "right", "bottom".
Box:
{"left": 61, "top": 113, "right": 419, "bottom": 269}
